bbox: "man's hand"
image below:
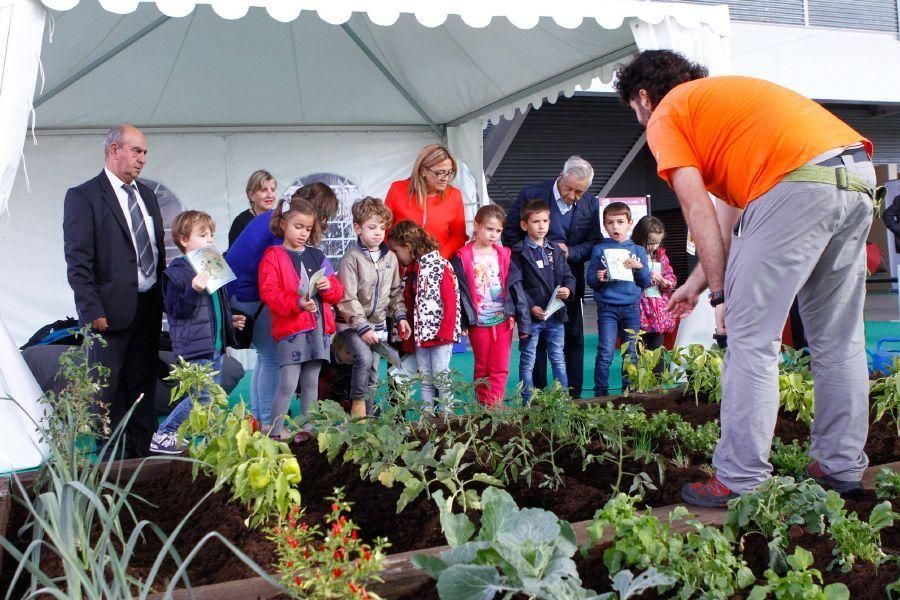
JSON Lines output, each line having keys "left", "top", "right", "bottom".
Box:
{"left": 623, "top": 257, "right": 643, "bottom": 270}
{"left": 596, "top": 269, "right": 607, "bottom": 283}
{"left": 232, "top": 315, "right": 247, "bottom": 330}
{"left": 397, "top": 320, "right": 412, "bottom": 340}
{"left": 666, "top": 285, "right": 700, "bottom": 319}
{"left": 556, "top": 287, "right": 570, "bottom": 300}
{"left": 715, "top": 304, "right": 726, "bottom": 335}
{"left": 558, "top": 242, "right": 569, "bottom": 257}
{"left": 300, "top": 298, "right": 317, "bottom": 313}
{"left": 92, "top": 317, "right": 108, "bottom": 332}
{"left": 191, "top": 272, "right": 210, "bottom": 292}
{"left": 531, "top": 306, "right": 547, "bottom": 321}
{"left": 361, "top": 330, "right": 380, "bottom": 346}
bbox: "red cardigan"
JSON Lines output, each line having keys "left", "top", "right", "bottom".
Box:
{"left": 384, "top": 178, "right": 467, "bottom": 259}
{"left": 403, "top": 261, "right": 458, "bottom": 349}
{"left": 258, "top": 245, "right": 344, "bottom": 342}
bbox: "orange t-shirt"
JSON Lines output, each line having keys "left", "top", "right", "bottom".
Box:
{"left": 646, "top": 76, "right": 872, "bottom": 208}
{"left": 384, "top": 178, "right": 468, "bottom": 259}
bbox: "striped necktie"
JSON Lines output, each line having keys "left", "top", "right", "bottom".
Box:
{"left": 122, "top": 184, "right": 154, "bottom": 277}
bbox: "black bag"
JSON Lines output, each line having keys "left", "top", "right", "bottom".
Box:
{"left": 20, "top": 317, "right": 81, "bottom": 350}
{"left": 231, "top": 304, "right": 263, "bottom": 349}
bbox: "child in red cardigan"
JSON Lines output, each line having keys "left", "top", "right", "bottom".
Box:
{"left": 387, "top": 220, "right": 461, "bottom": 414}
{"left": 258, "top": 197, "right": 343, "bottom": 438}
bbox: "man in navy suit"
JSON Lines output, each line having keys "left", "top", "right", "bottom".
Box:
{"left": 63, "top": 125, "right": 166, "bottom": 458}
{"left": 502, "top": 156, "right": 603, "bottom": 398}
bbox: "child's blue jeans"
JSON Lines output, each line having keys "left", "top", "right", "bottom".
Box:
{"left": 519, "top": 318, "right": 567, "bottom": 403}
{"left": 158, "top": 352, "right": 224, "bottom": 435}
{"left": 594, "top": 303, "right": 641, "bottom": 397}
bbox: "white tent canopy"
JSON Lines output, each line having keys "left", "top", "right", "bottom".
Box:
{"left": 0, "top": 0, "right": 730, "bottom": 471}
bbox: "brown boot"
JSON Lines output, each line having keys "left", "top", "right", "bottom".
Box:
{"left": 350, "top": 400, "right": 367, "bottom": 420}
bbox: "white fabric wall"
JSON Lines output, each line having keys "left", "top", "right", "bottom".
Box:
{"left": 0, "top": 128, "right": 438, "bottom": 346}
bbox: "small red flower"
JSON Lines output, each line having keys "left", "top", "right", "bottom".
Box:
{"left": 349, "top": 581, "right": 359, "bottom": 593}
{"left": 294, "top": 575, "right": 302, "bottom": 586}
{"left": 293, "top": 505, "right": 301, "bottom": 514}
{"left": 363, "top": 549, "right": 371, "bottom": 561}
{"left": 350, "top": 530, "right": 358, "bottom": 540}
{"left": 304, "top": 547, "right": 311, "bottom": 559}
{"left": 332, "top": 567, "right": 343, "bottom": 578}
{"left": 300, "top": 522, "right": 308, "bottom": 530}
{"left": 286, "top": 560, "right": 293, "bottom": 568}
{"left": 331, "top": 503, "right": 340, "bottom": 512}
{"left": 274, "top": 526, "right": 280, "bottom": 534}
{"left": 287, "top": 537, "right": 298, "bottom": 548}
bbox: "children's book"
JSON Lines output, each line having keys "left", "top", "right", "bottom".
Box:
{"left": 645, "top": 261, "right": 662, "bottom": 298}
{"left": 545, "top": 286, "right": 566, "bottom": 318}
{"left": 305, "top": 267, "right": 327, "bottom": 299}
{"left": 604, "top": 248, "right": 634, "bottom": 282}
{"left": 185, "top": 245, "right": 236, "bottom": 293}
{"left": 373, "top": 342, "right": 402, "bottom": 369}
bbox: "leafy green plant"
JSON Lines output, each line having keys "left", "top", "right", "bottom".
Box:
{"left": 598, "top": 568, "right": 676, "bottom": 600}
{"left": 267, "top": 488, "right": 388, "bottom": 599}
{"left": 620, "top": 330, "right": 679, "bottom": 393}
{"left": 177, "top": 360, "right": 301, "bottom": 527}
{"left": 827, "top": 500, "right": 895, "bottom": 572}
{"left": 770, "top": 438, "right": 810, "bottom": 479}
{"left": 778, "top": 372, "right": 815, "bottom": 425}
{"left": 586, "top": 494, "right": 753, "bottom": 599}
{"left": 725, "top": 477, "right": 839, "bottom": 571}
{"left": 875, "top": 466, "right": 900, "bottom": 500}
{"left": 672, "top": 344, "right": 723, "bottom": 405}
{"left": 583, "top": 404, "right": 662, "bottom": 495}
{"left": 668, "top": 419, "right": 719, "bottom": 460}
{"left": 748, "top": 547, "right": 849, "bottom": 600}
{"left": 870, "top": 355, "right": 900, "bottom": 437}
{"left": 412, "top": 487, "right": 597, "bottom": 599}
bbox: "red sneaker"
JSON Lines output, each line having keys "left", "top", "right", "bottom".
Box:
{"left": 681, "top": 475, "right": 740, "bottom": 508}
{"left": 805, "top": 462, "right": 862, "bottom": 494}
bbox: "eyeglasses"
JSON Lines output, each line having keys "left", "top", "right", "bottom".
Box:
{"left": 425, "top": 167, "right": 456, "bottom": 181}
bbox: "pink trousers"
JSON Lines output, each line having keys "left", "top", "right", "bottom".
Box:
{"left": 468, "top": 321, "right": 513, "bottom": 407}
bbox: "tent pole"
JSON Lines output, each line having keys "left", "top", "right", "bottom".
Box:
{"left": 596, "top": 131, "right": 646, "bottom": 199}
{"left": 34, "top": 15, "right": 172, "bottom": 109}
{"left": 340, "top": 23, "right": 444, "bottom": 139}
{"left": 446, "top": 42, "right": 637, "bottom": 127}
{"left": 483, "top": 108, "right": 528, "bottom": 177}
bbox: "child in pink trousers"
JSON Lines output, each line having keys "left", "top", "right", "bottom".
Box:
{"left": 451, "top": 205, "right": 525, "bottom": 407}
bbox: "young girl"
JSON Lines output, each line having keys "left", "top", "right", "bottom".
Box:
{"left": 451, "top": 205, "right": 524, "bottom": 407}
{"left": 387, "top": 220, "right": 461, "bottom": 414}
{"left": 631, "top": 216, "right": 677, "bottom": 351}
{"left": 258, "top": 197, "right": 344, "bottom": 439}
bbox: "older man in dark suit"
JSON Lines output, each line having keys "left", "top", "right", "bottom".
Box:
{"left": 63, "top": 124, "right": 166, "bottom": 458}
{"left": 502, "top": 156, "right": 603, "bottom": 398}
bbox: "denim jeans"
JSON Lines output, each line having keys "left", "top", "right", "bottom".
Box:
{"left": 415, "top": 344, "right": 454, "bottom": 412}
{"left": 230, "top": 297, "right": 278, "bottom": 426}
{"left": 519, "top": 318, "right": 567, "bottom": 403}
{"left": 336, "top": 329, "right": 380, "bottom": 414}
{"left": 158, "top": 353, "right": 224, "bottom": 434}
{"left": 593, "top": 303, "right": 640, "bottom": 397}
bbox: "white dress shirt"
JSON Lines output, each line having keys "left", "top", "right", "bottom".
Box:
{"left": 104, "top": 167, "right": 159, "bottom": 291}
{"left": 552, "top": 177, "right": 575, "bottom": 215}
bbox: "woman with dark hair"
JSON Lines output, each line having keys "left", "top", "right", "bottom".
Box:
{"left": 226, "top": 182, "right": 339, "bottom": 431}
{"left": 385, "top": 144, "right": 468, "bottom": 259}
{"left": 228, "top": 170, "right": 277, "bottom": 247}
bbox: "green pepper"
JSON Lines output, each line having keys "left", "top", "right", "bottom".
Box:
{"left": 247, "top": 461, "right": 271, "bottom": 490}
{"left": 281, "top": 457, "right": 302, "bottom": 484}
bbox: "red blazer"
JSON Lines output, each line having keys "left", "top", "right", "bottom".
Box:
{"left": 258, "top": 245, "right": 344, "bottom": 342}
{"left": 385, "top": 178, "right": 467, "bottom": 259}
{"left": 403, "top": 261, "right": 458, "bottom": 348}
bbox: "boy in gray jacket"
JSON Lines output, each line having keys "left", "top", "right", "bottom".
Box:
{"left": 336, "top": 197, "right": 411, "bottom": 417}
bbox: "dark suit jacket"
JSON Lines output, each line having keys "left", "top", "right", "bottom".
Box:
{"left": 63, "top": 171, "right": 165, "bottom": 331}
{"left": 501, "top": 179, "right": 603, "bottom": 264}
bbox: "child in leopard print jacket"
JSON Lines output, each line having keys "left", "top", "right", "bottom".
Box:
{"left": 387, "top": 220, "right": 461, "bottom": 414}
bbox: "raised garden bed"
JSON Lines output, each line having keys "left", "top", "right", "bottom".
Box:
{"left": 3, "top": 388, "right": 899, "bottom": 598}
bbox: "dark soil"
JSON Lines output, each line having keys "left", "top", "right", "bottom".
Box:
{"left": 2, "top": 389, "right": 898, "bottom": 597}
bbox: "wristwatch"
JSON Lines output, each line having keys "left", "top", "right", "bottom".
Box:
{"left": 709, "top": 290, "right": 725, "bottom": 307}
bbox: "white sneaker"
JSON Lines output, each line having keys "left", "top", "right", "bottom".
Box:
{"left": 149, "top": 432, "right": 185, "bottom": 455}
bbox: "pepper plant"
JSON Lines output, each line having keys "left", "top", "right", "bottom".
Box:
{"left": 620, "top": 330, "right": 679, "bottom": 393}
{"left": 870, "top": 355, "right": 900, "bottom": 437}
{"left": 672, "top": 344, "right": 723, "bottom": 405}
{"left": 875, "top": 466, "right": 900, "bottom": 500}
{"left": 267, "top": 488, "right": 388, "bottom": 599}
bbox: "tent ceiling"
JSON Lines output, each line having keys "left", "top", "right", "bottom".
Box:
{"left": 34, "top": 0, "right": 728, "bottom": 129}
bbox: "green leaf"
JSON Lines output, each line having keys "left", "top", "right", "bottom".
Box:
{"left": 472, "top": 472, "right": 504, "bottom": 487}
{"left": 411, "top": 553, "right": 448, "bottom": 579}
{"left": 436, "top": 564, "right": 502, "bottom": 600}
{"left": 496, "top": 508, "right": 561, "bottom": 547}
{"left": 824, "top": 583, "right": 850, "bottom": 600}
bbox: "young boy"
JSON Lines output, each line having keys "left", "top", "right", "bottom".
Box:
{"left": 336, "top": 197, "right": 411, "bottom": 417}
{"left": 587, "top": 202, "right": 651, "bottom": 397}
{"left": 150, "top": 210, "right": 245, "bottom": 454}
{"left": 509, "top": 199, "right": 576, "bottom": 403}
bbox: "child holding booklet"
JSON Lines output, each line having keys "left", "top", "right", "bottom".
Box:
{"left": 151, "top": 210, "right": 245, "bottom": 454}
{"left": 451, "top": 204, "right": 529, "bottom": 407}
{"left": 631, "top": 216, "right": 677, "bottom": 352}
{"left": 588, "top": 202, "right": 651, "bottom": 397}
{"left": 508, "top": 199, "right": 575, "bottom": 403}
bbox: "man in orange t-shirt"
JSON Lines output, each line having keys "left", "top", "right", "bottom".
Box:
{"left": 615, "top": 50, "right": 877, "bottom": 507}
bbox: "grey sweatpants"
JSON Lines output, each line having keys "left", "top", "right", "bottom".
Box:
{"left": 714, "top": 160, "right": 875, "bottom": 493}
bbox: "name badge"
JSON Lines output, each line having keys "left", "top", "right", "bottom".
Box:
{"left": 535, "top": 259, "right": 544, "bottom": 269}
